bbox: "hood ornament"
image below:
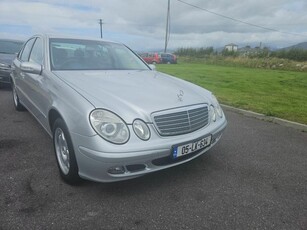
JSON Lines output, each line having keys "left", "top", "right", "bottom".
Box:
{"left": 177, "top": 90, "right": 184, "bottom": 101}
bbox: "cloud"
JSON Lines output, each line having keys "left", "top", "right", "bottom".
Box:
{"left": 0, "top": 0, "right": 307, "bottom": 50}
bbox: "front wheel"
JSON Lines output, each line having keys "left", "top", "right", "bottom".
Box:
{"left": 53, "top": 118, "right": 81, "bottom": 185}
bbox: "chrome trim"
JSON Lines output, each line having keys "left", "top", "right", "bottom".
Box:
{"left": 152, "top": 104, "right": 209, "bottom": 136}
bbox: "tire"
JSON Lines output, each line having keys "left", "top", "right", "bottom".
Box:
{"left": 53, "top": 118, "right": 81, "bottom": 185}
{"left": 12, "top": 82, "right": 26, "bottom": 111}
{"left": 152, "top": 61, "right": 157, "bottom": 65}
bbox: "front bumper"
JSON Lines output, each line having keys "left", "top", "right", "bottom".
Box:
{"left": 72, "top": 118, "right": 227, "bottom": 182}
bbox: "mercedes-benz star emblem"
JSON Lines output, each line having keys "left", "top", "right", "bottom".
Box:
{"left": 177, "top": 90, "right": 184, "bottom": 101}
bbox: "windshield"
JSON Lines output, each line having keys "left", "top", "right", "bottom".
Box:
{"left": 50, "top": 38, "right": 149, "bottom": 71}
{"left": 0, "top": 40, "right": 23, "bottom": 54}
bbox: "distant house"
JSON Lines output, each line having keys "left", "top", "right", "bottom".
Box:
{"left": 224, "top": 43, "right": 238, "bottom": 52}
{"left": 238, "top": 46, "right": 253, "bottom": 56}
{"left": 238, "top": 45, "right": 270, "bottom": 57}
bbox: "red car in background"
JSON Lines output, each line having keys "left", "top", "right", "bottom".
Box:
{"left": 139, "top": 52, "right": 161, "bottom": 64}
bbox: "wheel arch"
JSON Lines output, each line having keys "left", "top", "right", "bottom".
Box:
{"left": 49, "top": 108, "right": 63, "bottom": 132}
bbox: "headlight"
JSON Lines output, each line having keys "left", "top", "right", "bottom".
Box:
{"left": 210, "top": 105, "right": 216, "bottom": 122}
{"left": 211, "top": 94, "right": 223, "bottom": 118}
{"left": 133, "top": 119, "right": 150, "bottom": 141}
{"left": 89, "top": 109, "right": 130, "bottom": 144}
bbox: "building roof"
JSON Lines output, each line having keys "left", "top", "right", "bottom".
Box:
{"left": 225, "top": 43, "right": 238, "bottom": 47}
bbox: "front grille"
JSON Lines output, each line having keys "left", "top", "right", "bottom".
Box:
{"left": 153, "top": 105, "right": 209, "bottom": 136}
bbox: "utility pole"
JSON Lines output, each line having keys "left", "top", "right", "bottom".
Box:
{"left": 99, "top": 19, "right": 104, "bottom": 39}
{"left": 164, "top": 0, "right": 170, "bottom": 53}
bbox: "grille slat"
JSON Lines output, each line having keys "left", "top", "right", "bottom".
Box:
{"left": 189, "top": 111, "right": 207, "bottom": 118}
{"left": 189, "top": 115, "right": 208, "bottom": 123}
{"left": 154, "top": 113, "right": 188, "bottom": 121}
{"left": 153, "top": 105, "right": 209, "bottom": 136}
{"left": 159, "top": 125, "right": 191, "bottom": 132}
{"left": 157, "top": 121, "right": 190, "bottom": 128}
{"left": 190, "top": 119, "right": 207, "bottom": 127}
{"left": 155, "top": 117, "right": 189, "bottom": 125}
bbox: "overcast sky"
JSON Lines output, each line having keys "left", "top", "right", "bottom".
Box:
{"left": 1, "top": 0, "right": 307, "bottom": 51}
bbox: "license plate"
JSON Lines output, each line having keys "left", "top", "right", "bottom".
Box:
{"left": 172, "top": 135, "right": 212, "bottom": 159}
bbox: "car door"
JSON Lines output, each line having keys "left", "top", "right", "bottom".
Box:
{"left": 24, "top": 37, "right": 50, "bottom": 128}
{"left": 12, "top": 37, "right": 36, "bottom": 110}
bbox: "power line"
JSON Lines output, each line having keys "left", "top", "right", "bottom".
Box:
{"left": 176, "top": 0, "right": 307, "bottom": 38}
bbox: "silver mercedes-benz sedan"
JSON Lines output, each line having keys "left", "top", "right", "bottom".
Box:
{"left": 11, "top": 34, "right": 227, "bottom": 184}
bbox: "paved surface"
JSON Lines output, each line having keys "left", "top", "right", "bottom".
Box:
{"left": 0, "top": 87, "right": 307, "bottom": 230}
{"left": 222, "top": 104, "right": 307, "bottom": 132}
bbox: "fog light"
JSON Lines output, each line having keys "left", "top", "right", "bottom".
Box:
{"left": 212, "top": 133, "right": 222, "bottom": 144}
{"left": 108, "top": 166, "right": 125, "bottom": 174}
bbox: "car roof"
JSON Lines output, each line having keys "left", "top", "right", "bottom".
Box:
{"left": 0, "top": 38, "right": 24, "bottom": 43}
{"left": 32, "top": 34, "right": 122, "bottom": 46}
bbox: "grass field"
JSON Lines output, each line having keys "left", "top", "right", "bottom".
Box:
{"left": 157, "top": 63, "right": 307, "bottom": 125}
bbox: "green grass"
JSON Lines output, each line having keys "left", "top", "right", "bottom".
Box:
{"left": 157, "top": 63, "right": 307, "bottom": 125}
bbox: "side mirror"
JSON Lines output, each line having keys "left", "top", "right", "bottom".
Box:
{"left": 20, "top": 62, "right": 42, "bottom": 75}
{"left": 148, "top": 64, "right": 156, "bottom": 71}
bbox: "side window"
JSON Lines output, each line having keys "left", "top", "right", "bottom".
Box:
{"left": 20, "top": 38, "right": 36, "bottom": 62}
{"left": 29, "top": 38, "right": 43, "bottom": 65}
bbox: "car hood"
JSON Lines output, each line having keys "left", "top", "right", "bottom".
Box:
{"left": 0, "top": 53, "right": 16, "bottom": 65}
{"left": 53, "top": 70, "right": 212, "bottom": 123}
